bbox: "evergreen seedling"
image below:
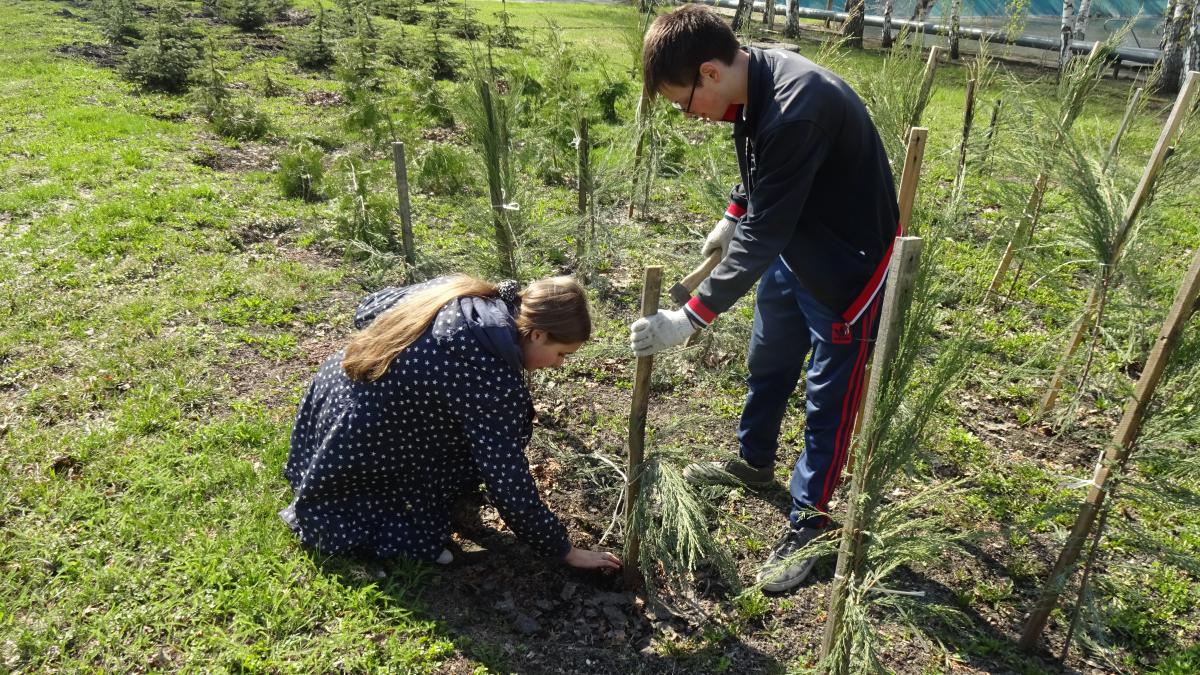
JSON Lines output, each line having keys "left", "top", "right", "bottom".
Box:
{"left": 460, "top": 44, "right": 521, "bottom": 279}
{"left": 221, "top": 0, "right": 271, "bottom": 32}
{"left": 197, "top": 39, "right": 271, "bottom": 140}
{"left": 290, "top": 5, "right": 335, "bottom": 71}
{"left": 493, "top": 0, "right": 520, "bottom": 48}
{"left": 335, "top": 157, "right": 398, "bottom": 257}
{"left": 98, "top": 0, "right": 140, "bottom": 45}
{"left": 121, "top": 1, "right": 200, "bottom": 93}
{"left": 277, "top": 142, "right": 325, "bottom": 201}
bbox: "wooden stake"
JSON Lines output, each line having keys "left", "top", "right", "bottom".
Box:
{"left": 1020, "top": 243, "right": 1200, "bottom": 651}
{"left": 897, "top": 128, "right": 928, "bottom": 234}
{"left": 628, "top": 93, "right": 650, "bottom": 220}
{"left": 576, "top": 118, "right": 590, "bottom": 267}
{"left": 909, "top": 46, "right": 943, "bottom": 132}
{"left": 980, "top": 98, "right": 1003, "bottom": 165}
{"left": 954, "top": 78, "right": 977, "bottom": 196}
{"left": 624, "top": 266, "right": 662, "bottom": 589}
{"left": 989, "top": 44, "right": 1109, "bottom": 298}
{"left": 851, "top": 130, "right": 927, "bottom": 450}
{"left": 1039, "top": 71, "right": 1199, "bottom": 413}
{"left": 821, "top": 237, "right": 924, "bottom": 673}
{"left": 1103, "top": 86, "right": 1143, "bottom": 171}
{"left": 391, "top": 142, "right": 416, "bottom": 268}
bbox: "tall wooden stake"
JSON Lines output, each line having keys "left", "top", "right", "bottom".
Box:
{"left": 1020, "top": 243, "right": 1200, "bottom": 651}
{"left": 821, "top": 237, "right": 925, "bottom": 674}
{"left": 980, "top": 98, "right": 1003, "bottom": 166}
{"left": 628, "top": 92, "right": 650, "bottom": 220}
{"left": 391, "top": 142, "right": 416, "bottom": 268}
{"left": 909, "top": 47, "right": 943, "bottom": 132}
{"left": 576, "top": 118, "right": 590, "bottom": 268}
{"left": 1039, "top": 71, "right": 1199, "bottom": 413}
{"left": 1103, "top": 86, "right": 1143, "bottom": 171}
{"left": 989, "top": 42, "right": 1105, "bottom": 297}
{"left": 624, "top": 266, "right": 662, "bottom": 589}
{"left": 954, "top": 78, "right": 977, "bottom": 198}
{"left": 851, "top": 129, "right": 927, "bottom": 448}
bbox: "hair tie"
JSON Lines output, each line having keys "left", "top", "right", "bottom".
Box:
{"left": 497, "top": 279, "right": 520, "bottom": 305}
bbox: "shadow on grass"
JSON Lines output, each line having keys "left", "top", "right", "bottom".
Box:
{"left": 304, "top": 525, "right": 786, "bottom": 674}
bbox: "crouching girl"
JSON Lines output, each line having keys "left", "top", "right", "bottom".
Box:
{"left": 281, "top": 275, "right": 621, "bottom": 571}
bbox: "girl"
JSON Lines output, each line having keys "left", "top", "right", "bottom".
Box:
{"left": 281, "top": 275, "right": 621, "bottom": 571}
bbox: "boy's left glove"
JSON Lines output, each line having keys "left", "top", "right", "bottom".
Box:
{"left": 630, "top": 308, "right": 699, "bottom": 357}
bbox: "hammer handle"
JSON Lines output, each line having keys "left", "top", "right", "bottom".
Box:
{"left": 680, "top": 250, "right": 723, "bottom": 294}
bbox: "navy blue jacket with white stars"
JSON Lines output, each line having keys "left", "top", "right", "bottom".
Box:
{"left": 280, "top": 278, "right": 571, "bottom": 562}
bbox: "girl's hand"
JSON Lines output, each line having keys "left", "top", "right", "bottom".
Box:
{"left": 564, "top": 546, "right": 622, "bottom": 570}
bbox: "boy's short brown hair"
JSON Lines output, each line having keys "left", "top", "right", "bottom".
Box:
{"left": 641, "top": 5, "right": 740, "bottom": 99}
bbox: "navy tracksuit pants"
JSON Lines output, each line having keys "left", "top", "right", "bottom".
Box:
{"left": 738, "top": 258, "right": 882, "bottom": 530}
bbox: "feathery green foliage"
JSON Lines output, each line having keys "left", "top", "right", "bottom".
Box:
{"left": 97, "top": 0, "right": 140, "bottom": 45}
{"left": 291, "top": 4, "right": 336, "bottom": 71}
{"left": 335, "top": 157, "right": 397, "bottom": 257}
{"left": 823, "top": 209, "right": 979, "bottom": 670}
{"left": 460, "top": 44, "right": 522, "bottom": 279}
{"left": 628, "top": 452, "right": 738, "bottom": 598}
{"left": 853, "top": 31, "right": 939, "bottom": 170}
{"left": 121, "top": 1, "right": 200, "bottom": 93}
{"left": 277, "top": 142, "right": 325, "bottom": 201}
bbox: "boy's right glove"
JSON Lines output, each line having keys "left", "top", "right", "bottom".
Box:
{"left": 630, "top": 308, "right": 698, "bottom": 357}
{"left": 701, "top": 215, "right": 737, "bottom": 259}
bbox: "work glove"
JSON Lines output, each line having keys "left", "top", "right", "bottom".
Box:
{"left": 701, "top": 215, "right": 738, "bottom": 259}
{"left": 630, "top": 308, "right": 698, "bottom": 357}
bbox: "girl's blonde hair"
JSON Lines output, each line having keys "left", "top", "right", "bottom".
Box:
{"left": 342, "top": 275, "right": 591, "bottom": 382}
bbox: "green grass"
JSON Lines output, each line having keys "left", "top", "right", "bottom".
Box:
{"left": 2, "top": 0, "right": 1198, "bottom": 671}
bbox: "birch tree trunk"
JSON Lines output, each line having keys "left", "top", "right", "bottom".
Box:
{"left": 843, "top": 0, "right": 866, "bottom": 48}
{"left": 950, "top": 0, "right": 963, "bottom": 59}
{"left": 786, "top": 0, "right": 800, "bottom": 37}
{"left": 881, "top": 0, "right": 895, "bottom": 48}
{"left": 764, "top": 0, "right": 777, "bottom": 31}
{"left": 1184, "top": 0, "right": 1200, "bottom": 83}
{"left": 1060, "top": 0, "right": 1076, "bottom": 72}
{"left": 1156, "top": 0, "right": 1191, "bottom": 94}
{"left": 732, "top": 0, "right": 752, "bottom": 32}
{"left": 1073, "top": 0, "right": 1092, "bottom": 39}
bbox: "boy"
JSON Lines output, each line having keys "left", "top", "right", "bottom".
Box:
{"left": 629, "top": 5, "right": 899, "bottom": 592}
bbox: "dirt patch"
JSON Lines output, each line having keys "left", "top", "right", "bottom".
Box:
{"left": 53, "top": 42, "right": 124, "bottom": 69}
{"left": 419, "top": 124, "right": 470, "bottom": 145}
{"left": 300, "top": 90, "right": 344, "bottom": 108}
{"left": 189, "top": 141, "right": 277, "bottom": 173}
{"left": 276, "top": 8, "right": 313, "bottom": 27}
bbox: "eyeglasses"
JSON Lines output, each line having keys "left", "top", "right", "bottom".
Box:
{"left": 671, "top": 73, "right": 701, "bottom": 115}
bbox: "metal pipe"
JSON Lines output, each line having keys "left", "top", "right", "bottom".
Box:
{"left": 692, "top": 0, "right": 1163, "bottom": 65}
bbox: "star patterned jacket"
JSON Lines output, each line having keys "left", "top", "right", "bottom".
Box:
{"left": 280, "top": 279, "right": 571, "bottom": 561}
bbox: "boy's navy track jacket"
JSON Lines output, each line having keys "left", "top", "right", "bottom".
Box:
{"left": 684, "top": 47, "right": 900, "bottom": 329}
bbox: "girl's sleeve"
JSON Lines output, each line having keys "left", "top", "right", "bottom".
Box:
{"left": 459, "top": 385, "right": 571, "bottom": 559}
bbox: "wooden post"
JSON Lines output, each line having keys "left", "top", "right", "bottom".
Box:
{"left": 628, "top": 93, "right": 650, "bottom": 220}
{"left": 391, "top": 142, "right": 416, "bottom": 267}
{"left": 990, "top": 43, "right": 1106, "bottom": 298}
{"left": 576, "top": 118, "right": 590, "bottom": 267}
{"left": 954, "top": 79, "right": 977, "bottom": 197}
{"left": 910, "top": 47, "right": 943, "bottom": 132}
{"left": 624, "top": 266, "right": 662, "bottom": 589}
{"left": 1019, "top": 243, "right": 1200, "bottom": 651}
{"left": 1038, "top": 71, "right": 1199, "bottom": 412}
{"left": 980, "top": 98, "right": 1003, "bottom": 166}
{"left": 821, "top": 237, "right": 924, "bottom": 674}
{"left": 897, "top": 128, "right": 928, "bottom": 235}
{"left": 1103, "top": 87, "right": 1143, "bottom": 171}
{"left": 851, "top": 130, "right": 926, "bottom": 447}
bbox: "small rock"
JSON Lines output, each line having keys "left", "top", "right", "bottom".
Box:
{"left": 514, "top": 613, "right": 540, "bottom": 635}
{"left": 560, "top": 581, "right": 578, "bottom": 601}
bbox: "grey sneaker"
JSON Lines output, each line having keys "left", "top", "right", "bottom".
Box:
{"left": 756, "top": 526, "right": 827, "bottom": 593}
{"left": 683, "top": 458, "right": 774, "bottom": 489}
